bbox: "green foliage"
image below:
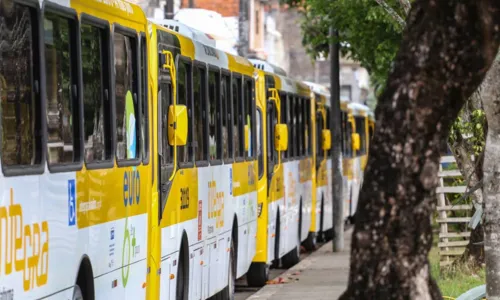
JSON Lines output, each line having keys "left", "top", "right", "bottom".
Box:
{"left": 449, "top": 109, "right": 486, "bottom": 156}
{"left": 281, "top": 0, "right": 406, "bottom": 86}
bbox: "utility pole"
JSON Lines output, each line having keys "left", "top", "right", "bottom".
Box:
{"left": 330, "top": 26, "right": 344, "bottom": 252}
{"left": 238, "top": 0, "right": 249, "bottom": 57}
{"left": 165, "top": 0, "right": 174, "bottom": 19}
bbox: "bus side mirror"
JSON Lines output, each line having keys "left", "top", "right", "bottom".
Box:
{"left": 322, "top": 129, "right": 331, "bottom": 151}
{"left": 244, "top": 125, "right": 250, "bottom": 152}
{"left": 275, "top": 124, "right": 288, "bottom": 152}
{"left": 168, "top": 105, "right": 188, "bottom": 146}
{"left": 352, "top": 133, "right": 360, "bottom": 151}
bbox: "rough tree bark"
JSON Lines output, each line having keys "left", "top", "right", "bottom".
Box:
{"left": 339, "top": 1, "right": 500, "bottom": 299}
{"left": 450, "top": 92, "right": 486, "bottom": 269}
{"left": 481, "top": 56, "right": 500, "bottom": 299}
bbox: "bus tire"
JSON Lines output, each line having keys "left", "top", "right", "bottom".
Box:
{"left": 302, "top": 231, "right": 317, "bottom": 251}
{"left": 246, "top": 263, "right": 269, "bottom": 287}
{"left": 72, "top": 284, "right": 84, "bottom": 300}
{"left": 176, "top": 243, "right": 189, "bottom": 300}
{"left": 222, "top": 240, "right": 236, "bottom": 300}
{"left": 281, "top": 210, "right": 301, "bottom": 269}
{"left": 324, "top": 228, "right": 334, "bottom": 241}
{"left": 272, "top": 212, "right": 280, "bottom": 268}
{"left": 317, "top": 196, "right": 325, "bottom": 243}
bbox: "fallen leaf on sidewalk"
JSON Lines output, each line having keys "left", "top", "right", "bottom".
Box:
{"left": 266, "top": 277, "right": 288, "bottom": 285}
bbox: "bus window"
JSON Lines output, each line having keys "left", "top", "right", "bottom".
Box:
{"left": 326, "top": 107, "right": 331, "bottom": 156}
{"left": 193, "top": 66, "right": 207, "bottom": 162}
{"left": 208, "top": 69, "right": 221, "bottom": 161}
{"left": 140, "top": 34, "right": 149, "bottom": 163}
{"left": 294, "top": 95, "right": 300, "bottom": 157}
{"left": 280, "top": 92, "right": 288, "bottom": 159}
{"left": 305, "top": 98, "right": 311, "bottom": 156}
{"left": 82, "top": 23, "right": 112, "bottom": 163}
{"left": 45, "top": 13, "right": 79, "bottom": 165}
{"left": 177, "top": 61, "right": 193, "bottom": 164}
{"left": 114, "top": 31, "right": 139, "bottom": 161}
{"left": 244, "top": 78, "right": 254, "bottom": 158}
{"left": 302, "top": 98, "right": 308, "bottom": 156}
{"left": 257, "top": 108, "right": 264, "bottom": 178}
{"left": 232, "top": 75, "right": 243, "bottom": 159}
{"left": 222, "top": 73, "right": 231, "bottom": 160}
{"left": 316, "top": 111, "right": 324, "bottom": 167}
{"left": 159, "top": 82, "right": 173, "bottom": 165}
{"left": 355, "top": 116, "right": 367, "bottom": 155}
{"left": 1, "top": 4, "right": 42, "bottom": 168}
{"left": 286, "top": 94, "right": 292, "bottom": 159}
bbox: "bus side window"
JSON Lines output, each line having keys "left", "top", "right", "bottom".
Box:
{"left": 81, "top": 23, "right": 112, "bottom": 164}
{"left": 232, "top": 75, "right": 243, "bottom": 159}
{"left": 193, "top": 65, "right": 207, "bottom": 162}
{"left": 280, "top": 92, "right": 287, "bottom": 159}
{"left": 244, "top": 77, "right": 254, "bottom": 158}
{"left": 221, "top": 73, "right": 231, "bottom": 160}
{"left": 1, "top": 4, "right": 43, "bottom": 169}
{"left": 159, "top": 82, "right": 173, "bottom": 165}
{"left": 304, "top": 98, "right": 312, "bottom": 156}
{"left": 140, "top": 34, "right": 149, "bottom": 164}
{"left": 114, "top": 30, "right": 140, "bottom": 162}
{"left": 257, "top": 108, "right": 264, "bottom": 178}
{"left": 44, "top": 12, "right": 80, "bottom": 166}
{"left": 208, "top": 68, "right": 221, "bottom": 161}
{"left": 177, "top": 60, "right": 193, "bottom": 165}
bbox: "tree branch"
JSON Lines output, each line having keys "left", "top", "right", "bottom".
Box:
{"left": 398, "top": 0, "right": 411, "bottom": 15}
{"left": 374, "top": 0, "right": 406, "bottom": 28}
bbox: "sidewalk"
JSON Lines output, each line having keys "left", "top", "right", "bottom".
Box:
{"left": 248, "top": 230, "right": 352, "bottom": 300}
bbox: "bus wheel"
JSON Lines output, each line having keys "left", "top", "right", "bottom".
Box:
{"left": 271, "top": 213, "right": 280, "bottom": 268}
{"left": 72, "top": 284, "right": 83, "bottom": 300}
{"left": 223, "top": 240, "right": 236, "bottom": 300}
{"left": 282, "top": 218, "right": 301, "bottom": 268}
{"left": 246, "top": 262, "right": 269, "bottom": 287}
{"left": 176, "top": 254, "right": 187, "bottom": 300}
{"left": 302, "top": 232, "right": 317, "bottom": 251}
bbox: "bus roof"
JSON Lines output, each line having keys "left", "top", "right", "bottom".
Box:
{"left": 348, "top": 102, "right": 371, "bottom": 116}
{"left": 249, "top": 59, "right": 287, "bottom": 77}
{"left": 69, "top": 0, "right": 146, "bottom": 25}
{"left": 150, "top": 20, "right": 254, "bottom": 76}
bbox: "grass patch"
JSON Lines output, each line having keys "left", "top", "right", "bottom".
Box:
{"left": 429, "top": 246, "right": 485, "bottom": 298}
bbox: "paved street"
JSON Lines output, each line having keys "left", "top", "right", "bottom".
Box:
{"left": 237, "top": 230, "right": 352, "bottom": 300}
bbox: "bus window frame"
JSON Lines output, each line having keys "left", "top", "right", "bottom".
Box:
{"left": 43, "top": 3, "right": 85, "bottom": 174}
{"left": 193, "top": 60, "right": 210, "bottom": 168}
{"left": 221, "top": 68, "right": 233, "bottom": 164}
{"left": 79, "top": 14, "right": 114, "bottom": 171}
{"left": 113, "top": 23, "right": 142, "bottom": 168}
{"left": 2, "top": 2, "right": 45, "bottom": 177}
{"left": 177, "top": 55, "right": 195, "bottom": 169}
{"left": 208, "top": 64, "right": 223, "bottom": 166}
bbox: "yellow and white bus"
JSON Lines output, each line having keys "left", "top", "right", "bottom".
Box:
{"left": 246, "top": 60, "right": 316, "bottom": 286}
{"left": 343, "top": 102, "right": 371, "bottom": 221}
{"left": 0, "top": 1, "right": 258, "bottom": 299}
{"left": 147, "top": 18, "right": 259, "bottom": 300}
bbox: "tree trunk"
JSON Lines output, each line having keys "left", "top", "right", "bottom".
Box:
{"left": 340, "top": 1, "right": 500, "bottom": 299}
{"left": 450, "top": 92, "right": 486, "bottom": 268}
{"left": 481, "top": 56, "right": 500, "bottom": 299}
